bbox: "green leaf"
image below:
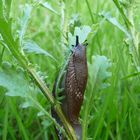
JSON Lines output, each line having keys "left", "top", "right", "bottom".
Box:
{"left": 19, "top": 4, "right": 32, "bottom": 46}
{"left": 20, "top": 100, "right": 34, "bottom": 108}
{"left": 68, "top": 25, "right": 92, "bottom": 46}
{"left": 0, "top": 65, "right": 30, "bottom": 97}
{"left": 0, "top": 63, "right": 55, "bottom": 125}
{"left": 88, "top": 55, "right": 112, "bottom": 89}
{"left": 40, "top": 2, "right": 58, "bottom": 15}
{"left": 23, "top": 39, "right": 56, "bottom": 61}
{"left": 100, "top": 12, "right": 130, "bottom": 37}
{"left": 41, "top": 120, "right": 52, "bottom": 128}
{"left": 122, "top": 71, "right": 140, "bottom": 80}
{"left": 90, "top": 24, "right": 99, "bottom": 37}
{"left": 0, "top": 17, "right": 19, "bottom": 51}
{"left": 0, "top": 64, "right": 60, "bottom": 130}
{"left": 74, "top": 26, "right": 91, "bottom": 43}
{"left": 37, "top": 111, "right": 45, "bottom": 117}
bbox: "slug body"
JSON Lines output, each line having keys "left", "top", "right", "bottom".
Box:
{"left": 52, "top": 36, "right": 88, "bottom": 139}
{"left": 65, "top": 37, "right": 88, "bottom": 123}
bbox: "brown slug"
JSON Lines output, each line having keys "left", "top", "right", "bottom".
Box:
{"left": 52, "top": 36, "right": 88, "bottom": 140}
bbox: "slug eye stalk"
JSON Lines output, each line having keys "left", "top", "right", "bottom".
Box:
{"left": 76, "top": 35, "right": 79, "bottom": 46}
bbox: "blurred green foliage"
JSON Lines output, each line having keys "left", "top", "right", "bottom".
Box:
{"left": 0, "top": 0, "right": 140, "bottom": 140}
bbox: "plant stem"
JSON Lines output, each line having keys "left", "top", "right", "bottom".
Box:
{"left": 2, "top": 101, "right": 9, "bottom": 140}
{"left": 0, "top": 20, "right": 77, "bottom": 140}
{"left": 27, "top": 67, "right": 77, "bottom": 140}
{"left": 85, "top": 0, "right": 94, "bottom": 23}
{"left": 112, "top": 0, "right": 140, "bottom": 69}
{"left": 0, "top": 46, "right": 5, "bottom": 65}
{"left": 127, "top": 5, "right": 140, "bottom": 66}
{"left": 9, "top": 99, "right": 29, "bottom": 140}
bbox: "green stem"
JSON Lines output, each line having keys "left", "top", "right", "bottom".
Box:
{"left": 127, "top": 6, "right": 140, "bottom": 66}
{"left": 82, "top": 2, "right": 95, "bottom": 139}
{"left": 85, "top": 0, "right": 94, "bottom": 23}
{"left": 112, "top": 0, "right": 131, "bottom": 28}
{"left": 28, "top": 96, "right": 68, "bottom": 138}
{"left": 0, "top": 19, "right": 77, "bottom": 140}
{"left": 9, "top": 99, "right": 29, "bottom": 140}
{"left": 0, "top": 46, "right": 5, "bottom": 65}
{"left": 27, "top": 67, "right": 77, "bottom": 139}
{"left": 2, "top": 101, "right": 9, "bottom": 140}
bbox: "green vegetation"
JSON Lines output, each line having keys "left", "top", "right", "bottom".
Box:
{"left": 0, "top": 0, "right": 140, "bottom": 140}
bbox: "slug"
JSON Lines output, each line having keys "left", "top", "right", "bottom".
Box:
{"left": 52, "top": 36, "right": 88, "bottom": 140}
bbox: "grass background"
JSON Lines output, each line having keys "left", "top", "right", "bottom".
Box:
{"left": 0, "top": 0, "right": 140, "bottom": 140}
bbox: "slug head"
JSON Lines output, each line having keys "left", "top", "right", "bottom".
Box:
{"left": 72, "top": 36, "right": 88, "bottom": 60}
